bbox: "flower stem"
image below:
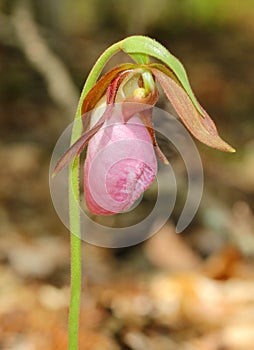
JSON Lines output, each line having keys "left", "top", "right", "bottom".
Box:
{"left": 68, "top": 41, "right": 121, "bottom": 350}
{"left": 68, "top": 231, "right": 81, "bottom": 350}
{"left": 68, "top": 38, "right": 151, "bottom": 349}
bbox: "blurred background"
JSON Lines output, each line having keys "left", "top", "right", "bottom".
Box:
{"left": 0, "top": 0, "right": 254, "bottom": 349}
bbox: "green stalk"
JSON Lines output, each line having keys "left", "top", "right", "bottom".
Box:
{"left": 68, "top": 38, "right": 148, "bottom": 349}
{"left": 68, "top": 42, "right": 121, "bottom": 350}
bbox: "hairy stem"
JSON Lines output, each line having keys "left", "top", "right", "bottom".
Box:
{"left": 68, "top": 41, "right": 121, "bottom": 350}
{"left": 68, "top": 38, "right": 149, "bottom": 349}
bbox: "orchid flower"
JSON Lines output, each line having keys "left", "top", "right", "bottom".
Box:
{"left": 53, "top": 49, "right": 234, "bottom": 215}
{"left": 52, "top": 36, "right": 235, "bottom": 350}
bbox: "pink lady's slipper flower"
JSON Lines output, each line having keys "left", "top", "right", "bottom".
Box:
{"left": 52, "top": 37, "right": 236, "bottom": 350}
{"left": 53, "top": 62, "right": 234, "bottom": 215}
{"left": 84, "top": 109, "right": 157, "bottom": 215}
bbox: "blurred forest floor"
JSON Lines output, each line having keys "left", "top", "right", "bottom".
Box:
{"left": 0, "top": 0, "right": 254, "bottom": 349}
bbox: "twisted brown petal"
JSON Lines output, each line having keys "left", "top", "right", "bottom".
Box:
{"left": 151, "top": 66, "right": 235, "bottom": 152}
